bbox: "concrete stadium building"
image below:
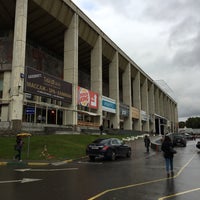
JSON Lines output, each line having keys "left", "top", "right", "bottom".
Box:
{"left": 0, "top": 0, "right": 178, "bottom": 134}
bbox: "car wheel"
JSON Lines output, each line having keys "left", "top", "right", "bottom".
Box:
{"left": 106, "top": 150, "right": 116, "bottom": 161}
{"left": 126, "top": 149, "right": 131, "bottom": 158}
{"left": 110, "top": 151, "right": 116, "bottom": 161}
{"left": 89, "top": 156, "right": 95, "bottom": 161}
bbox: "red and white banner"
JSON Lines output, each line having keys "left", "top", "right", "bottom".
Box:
{"left": 77, "top": 86, "right": 98, "bottom": 109}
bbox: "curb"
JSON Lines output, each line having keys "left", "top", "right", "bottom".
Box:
{"left": 0, "top": 162, "right": 8, "bottom": 166}
{"left": 0, "top": 159, "right": 73, "bottom": 167}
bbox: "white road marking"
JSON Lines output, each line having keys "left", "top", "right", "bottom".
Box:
{"left": 15, "top": 168, "right": 78, "bottom": 172}
{"left": 78, "top": 161, "right": 103, "bottom": 164}
{"left": 0, "top": 178, "right": 42, "bottom": 184}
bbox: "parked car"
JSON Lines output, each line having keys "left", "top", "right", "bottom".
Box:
{"left": 196, "top": 141, "right": 200, "bottom": 149}
{"left": 183, "top": 133, "right": 194, "bottom": 140}
{"left": 86, "top": 138, "right": 131, "bottom": 161}
{"left": 172, "top": 134, "right": 187, "bottom": 147}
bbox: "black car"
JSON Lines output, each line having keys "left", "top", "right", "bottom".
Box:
{"left": 172, "top": 134, "right": 187, "bottom": 147}
{"left": 86, "top": 138, "right": 131, "bottom": 161}
{"left": 196, "top": 141, "right": 200, "bottom": 149}
{"left": 183, "top": 133, "right": 194, "bottom": 140}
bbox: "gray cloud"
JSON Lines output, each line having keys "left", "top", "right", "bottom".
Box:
{"left": 72, "top": 0, "right": 200, "bottom": 121}
{"left": 143, "top": 0, "right": 200, "bottom": 22}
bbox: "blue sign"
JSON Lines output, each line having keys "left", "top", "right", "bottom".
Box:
{"left": 102, "top": 96, "right": 116, "bottom": 113}
{"left": 26, "top": 107, "right": 35, "bottom": 114}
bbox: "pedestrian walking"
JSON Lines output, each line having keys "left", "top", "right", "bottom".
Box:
{"left": 14, "top": 136, "right": 24, "bottom": 162}
{"left": 99, "top": 125, "right": 103, "bottom": 135}
{"left": 161, "top": 135, "right": 176, "bottom": 177}
{"left": 144, "top": 135, "right": 151, "bottom": 153}
{"left": 37, "top": 114, "right": 42, "bottom": 123}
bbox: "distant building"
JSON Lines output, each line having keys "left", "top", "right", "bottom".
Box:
{"left": 179, "top": 128, "right": 193, "bottom": 134}
{"left": 0, "top": 0, "right": 178, "bottom": 134}
{"left": 179, "top": 127, "right": 200, "bottom": 135}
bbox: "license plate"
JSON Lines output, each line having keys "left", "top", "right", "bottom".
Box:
{"left": 91, "top": 146, "right": 99, "bottom": 149}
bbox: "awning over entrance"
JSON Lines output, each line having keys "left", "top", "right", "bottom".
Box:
{"left": 154, "top": 113, "right": 167, "bottom": 120}
{"left": 77, "top": 110, "right": 99, "bottom": 116}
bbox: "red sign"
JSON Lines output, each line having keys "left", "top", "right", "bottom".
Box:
{"left": 78, "top": 87, "right": 98, "bottom": 109}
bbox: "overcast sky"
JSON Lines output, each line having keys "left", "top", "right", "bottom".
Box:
{"left": 71, "top": 0, "right": 200, "bottom": 122}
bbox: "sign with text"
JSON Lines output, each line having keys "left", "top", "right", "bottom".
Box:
{"left": 77, "top": 86, "right": 98, "bottom": 109}
{"left": 26, "top": 107, "right": 35, "bottom": 114}
{"left": 102, "top": 96, "right": 116, "bottom": 113}
{"left": 120, "top": 103, "right": 129, "bottom": 117}
{"left": 141, "top": 110, "right": 148, "bottom": 121}
{"left": 132, "top": 107, "right": 140, "bottom": 119}
{"left": 24, "top": 66, "right": 72, "bottom": 103}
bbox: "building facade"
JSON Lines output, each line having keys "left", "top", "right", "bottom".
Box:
{"left": 0, "top": 0, "right": 178, "bottom": 134}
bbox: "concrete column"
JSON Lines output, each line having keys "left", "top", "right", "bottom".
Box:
{"left": 163, "top": 95, "right": 167, "bottom": 118}
{"left": 166, "top": 98, "right": 171, "bottom": 132}
{"left": 160, "top": 92, "right": 164, "bottom": 117}
{"left": 91, "top": 36, "right": 102, "bottom": 124}
{"left": 63, "top": 13, "right": 78, "bottom": 126}
{"left": 174, "top": 104, "right": 178, "bottom": 132}
{"left": 168, "top": 100, "right": 172, "bottom": 132}
{"left": 109, "top": 52, "right": 119, "bottom": 129}
{"left": 155, "top": 88, "right": 159, "bottom": 114}
{"left": 167, "top": 98, "right": 170, "bottom": 120}
{"left": 133, "top": 71, "right": 141, "bottom": 131}
{"left": 172, "top": 102, "right": 176, "bottom": 132}
{"left": 170, "top": 102, "right": 174, "bottom": 132}
{"left": 10, "top": 0, "right": 28, "bottom": 130}
{"left": 141, "top": 78, "right": 149, "bottom": 131}
{"left": 123, "top": 63, "right": 132, "bottom": 130}
{"left": 148, "top": 82, "right": 155, "bottom": 132}
{"left": 1, "top": 72, "right": 11, "bottom": 121}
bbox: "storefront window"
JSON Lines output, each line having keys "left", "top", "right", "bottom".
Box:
{"left": 23, "top": 103, "right": 65, "bottom": 126}
{"left": 23, "top": 104, "right": 35, "bottom": 123}
{"left": 48, "top": 109, "right": 56, "bottom": 124}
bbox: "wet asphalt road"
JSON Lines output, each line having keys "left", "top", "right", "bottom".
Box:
{"left": 0, "top": 138, "right": 200, "bottom": 200}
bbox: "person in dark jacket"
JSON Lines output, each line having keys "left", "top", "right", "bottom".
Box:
{"left": 144, "top": 135, "right": 151, "bottom": 153}
{"left": 14, "top": 136, "right": 24, "bottom": 162}
{"left": 161, "top": 135, "right": 176, "bottom": 177}
{"left": 99, "top": 125, "right": 103, "bottom": 135}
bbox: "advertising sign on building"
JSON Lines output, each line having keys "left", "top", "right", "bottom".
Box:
{"left": 102, "top": 96, "right": 116, "bottom": 113}
{"left": 26, "top": 107, "right": 35, "bottom": 114}
{"left": 77, "top": 86, "right": 98, "bottom": 109}
{"left": 132, "top": 107, "right": 140, "bottom": 119}
{"left": 24, "top": 66, "right": 72, "bottom": 103}
{"left": 141, "top": 110, "right": 148, "bottom": 121}
{"left": 120, "top": 104, "right": 129, "bottom": 117}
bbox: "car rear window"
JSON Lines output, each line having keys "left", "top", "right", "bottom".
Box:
{"left": 174, "top": 135, "right": 184, "bottom": 139}
{"left": 92, "top": 139, "right": 109, "bottom": 145}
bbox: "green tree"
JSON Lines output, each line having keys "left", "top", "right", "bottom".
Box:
{"left": 186, "top": 117, "right": 200, "bottom": 128}
{"left": 179, "top": 121, "right": 185, "bottom": 128}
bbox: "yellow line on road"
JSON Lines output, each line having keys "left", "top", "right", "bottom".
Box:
{"left": 88, "top": 177, "right": 168, "bottom": 200}
{"left": 88, "top": 153, "right": 196, "bottom": 200}
{"left": 158, "top": 188, "right": 200, "bottom": 200}
{"left": 174, "top": 153, "right": 196, "bottom": 178}
{"left": 27, "top": 162, "right": 49, "bottom": 166}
